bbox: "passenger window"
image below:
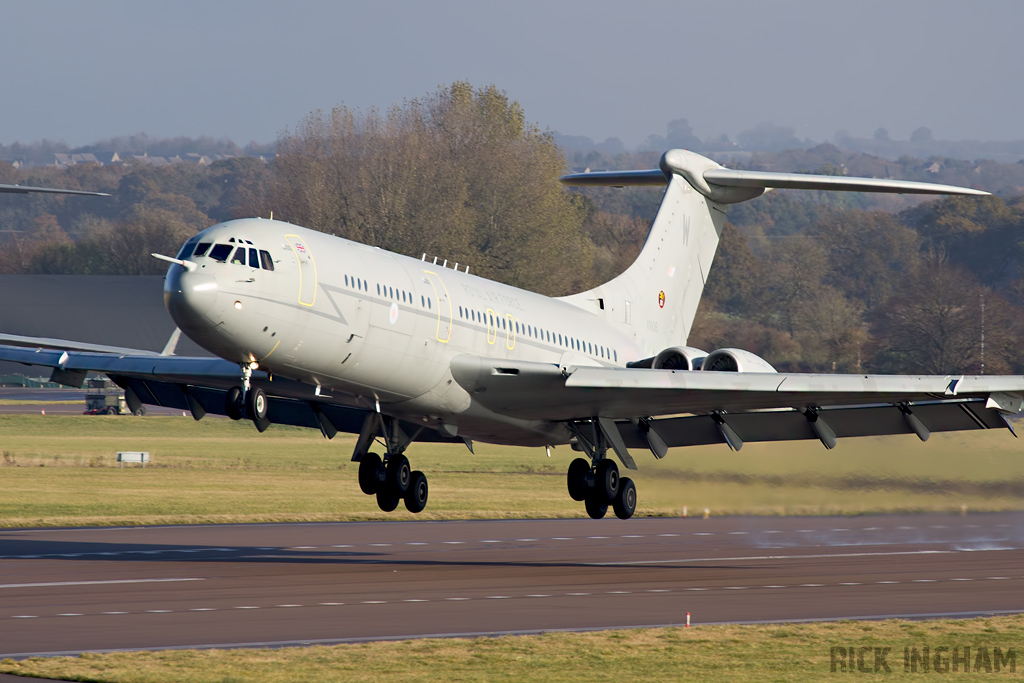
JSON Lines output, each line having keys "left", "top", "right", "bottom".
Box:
{"left": 230, "top": 247, "right": 246, "bottom": 265}
{"left": 248, "top": 248, "right": 259, "bottom": 267}
{"left": 192, "top": 242, "right": 211, "bottom": 257}
{"left": 208, "top": 243, "right": 232, "bottom": 262}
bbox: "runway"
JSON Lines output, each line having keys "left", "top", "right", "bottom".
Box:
{"left": 1, "top": 513, "right": 1023, "bottom": 657}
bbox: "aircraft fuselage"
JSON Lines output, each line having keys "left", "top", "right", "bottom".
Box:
{"left": 164, "top": 218, "right": 644, "bottom": 446}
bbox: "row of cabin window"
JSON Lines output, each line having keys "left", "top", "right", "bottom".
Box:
{"left": 190, "top": 242, "right": 275, "bottom": 271}
{"left": 456, "top": 305, "right": 617, "bottom": 362}
{"left": 342, "top": 276, "right": 433, "bottom": 310}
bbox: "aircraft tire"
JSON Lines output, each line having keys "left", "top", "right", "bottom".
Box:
{"left": 358, "top": 453, "right": 382, "bottom": 495}
{"left": 385, "top": 454, "right": 412, "bottom": 495}
{"left": 567, "top": 458, "right": 590, "bottom": 501}
{"left": 404, "top": 471, "right": 429, "bottom": 513}
{"left": 612, "top": 477, "right": 637, "bottom": 520}
{"left": 376, "top": 487, "right": 400, "bottom": 512}
{"left": 225, "top": 387, "right": 244, "bottom": 421}
{"left": 246, "top": 387, "right": 268, "bottom": 421}
{"left": 595, "top": 459, "right": 620, "bottom": 505}
{"left": 584, "top": 492, "right": 608, "bottom": 520}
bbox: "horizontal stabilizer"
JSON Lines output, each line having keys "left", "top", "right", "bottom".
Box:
{"left": 702, "top": 169, "right": 989, "bottom": 196}
{"left": 559, "top": 149, "right": 988, "bottom": 201}
{"left": 0, "top": 183, "right": 110, "bottom": 197}
{"left": 559, "top": 169, "right": 668, "bottom": 187}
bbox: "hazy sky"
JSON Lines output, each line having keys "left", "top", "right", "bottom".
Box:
{"left": 4, "top": 0, "right": 1022, "bottom": 148}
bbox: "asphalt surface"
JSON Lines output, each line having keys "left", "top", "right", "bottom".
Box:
{"left": 1, "top": 514, "right": 1022, "bottom": 657}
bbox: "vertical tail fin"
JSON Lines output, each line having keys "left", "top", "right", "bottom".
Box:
{"left": 558, "top": 148, "right": 986, "bottom": 358}
{"left": 559, "top": 151, "right": 730, "bottom": 355}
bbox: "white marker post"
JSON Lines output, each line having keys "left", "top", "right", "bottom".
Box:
{"left": 686, "top": 612, "right": 690, "bottom": 628}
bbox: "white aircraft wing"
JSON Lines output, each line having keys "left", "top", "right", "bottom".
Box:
{"left": 0, "top": 183, "right": 110, "bottom": 196}
{"left": 0, "top": 343, "right": 458, "bottom": 444}
{"left": 450, "top": 356, "right": 1021, "bottom": 454}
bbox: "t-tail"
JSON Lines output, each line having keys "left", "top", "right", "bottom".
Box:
{"left": 558, "top": 149, "right": 988, "bottom": 358}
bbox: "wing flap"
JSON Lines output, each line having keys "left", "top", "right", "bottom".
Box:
{"left": 616, "top": 400, "right": 1008, "bottom": 450}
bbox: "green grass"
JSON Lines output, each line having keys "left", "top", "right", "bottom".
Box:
{"left": 0, "top": 414, "right": 1023, "bottom": 526}
{"left": 2, "top": 615, "right": 1022, "bottom": 682}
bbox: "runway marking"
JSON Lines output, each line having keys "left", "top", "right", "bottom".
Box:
{"left": 621, "top": 535, "right": 644, "bottom": 538}
{"left": 728, "top": 532, "right": 748, "bottom": 535}
{"left": 658, "top": 533, "right": 679, "bottom": 537}
{"left": 587, "top": 536, "right": 609, "bottom": 539}
{"left": 583, "top": 548, "right": 1013, "bottom": 567}
{"left": 442, "top": 541, "right": 464, "bottom": 545}
{"left": 0, "top": 578, "right": 204, "bottom": 589}
{"left": 515, "top": 538, "right": 538, "bottom": 542}
{"left": 7, "top": 574, "right": 1022, "bottom": 620}
{"left": 292, "top": 546, "right": 316, "bottom": 549}
{"left": 369, "top": 543, "right": 392, "bottom": 547}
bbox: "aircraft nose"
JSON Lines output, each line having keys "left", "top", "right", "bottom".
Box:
{"left": 164, "top": 267, "right": 218, "bottom": 324}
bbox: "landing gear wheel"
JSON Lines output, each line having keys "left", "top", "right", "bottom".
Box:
{"left": 612, "top": 477, "right": 637, "bottom": 520}
{"left": 385, "top": 454, "right": 411, "bottom": 495}
{"left": 225, "top": 386, "right": 244, "bottom": 421}
{"left": 358, "top": 452, "right": 382, "bottom": 495}
{"left": 567, "top": 458, "right": 590, "bottom": 502}
{"left": 595, "top": 459, "right": 620, "bottom": 504}
{"left": 376, "top": 487, "right": 400, "bottom": 512}
{"left": 584, "top": 492, "right": 608, "bottom": 519}
{"left": 246, "top": 387, "right": 268, "bottom": 420}
{"left": 404, "top": 471, "right": 429, "bottom": 513}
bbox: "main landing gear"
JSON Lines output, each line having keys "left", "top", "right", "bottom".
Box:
{"left": 565, "top": 419, "right": 638, "bottom": 520}
{"left": 225, "top": 363, "right": 270, "bottom": 432}
{"left": 353, "top": 412, "right": 429, "bottom": 514}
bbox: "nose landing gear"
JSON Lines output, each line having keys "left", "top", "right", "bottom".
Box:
{"left": 225, "top": 363, "right": 270, "bottom": 432}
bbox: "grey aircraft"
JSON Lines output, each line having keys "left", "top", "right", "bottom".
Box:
{"left": 1, "top": 150, "right": 1019, "bottom": 519}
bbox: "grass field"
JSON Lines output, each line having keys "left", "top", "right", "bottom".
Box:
{"left": 1, "top": 414, "right": 1023, "bottom": 526}
{"left": 2, "top": 615, "right": 1021, "bottom": 682}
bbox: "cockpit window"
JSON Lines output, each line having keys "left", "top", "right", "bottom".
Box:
{"left": 248, "top": 248, "right": 258, "bottom": 268}
{"left": 176, "top": 236, "right": 200, "bottom": 260}
{"left": 193, "top": 242, "right": 211, "bottom": 257}
{"left": 208, "top": 244, "right": 233, "bottom": 262}
{"left": 230, "top": 247, "right": 247, "bottom": 265}
{"left": 259, "top": 250, "right": 275, "bottom": 271}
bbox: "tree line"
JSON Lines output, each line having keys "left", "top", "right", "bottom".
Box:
{"left": 1, "top": 82, "right": 1023, "bottom": 374}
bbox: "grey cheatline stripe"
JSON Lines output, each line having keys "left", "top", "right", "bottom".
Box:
{"left": 0, "top": 578, "right": 204, "bottom": 589}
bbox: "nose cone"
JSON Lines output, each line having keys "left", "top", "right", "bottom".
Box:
{"left": 164, "top": 266, "right": 218, "bottom": 329}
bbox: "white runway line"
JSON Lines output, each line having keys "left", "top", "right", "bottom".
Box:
{"left": 583, "top": 547, "right": 1017, "bottom": 566}
{"left": 0, "top": 578, "right": 204, "bottom": 589}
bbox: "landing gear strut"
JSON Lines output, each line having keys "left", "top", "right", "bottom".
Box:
{"left": 566, "top": 420, "right": 638, "bottom": 520}
{"left": 353, "top": 412, "right": 429, "bottom": 514}
{"left": 225, "top": 363, "right": 270, "bottom": 432}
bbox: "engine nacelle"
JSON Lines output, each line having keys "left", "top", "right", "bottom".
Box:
{"left": 702, "top": 348, "right": 777, "bottom": 373}
{"left": 652, "top": 346, "right": 708, "bottom": 371}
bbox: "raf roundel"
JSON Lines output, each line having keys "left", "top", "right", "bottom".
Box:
{"left": 658, "top": 290, "right": 666, "bottom": 309}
